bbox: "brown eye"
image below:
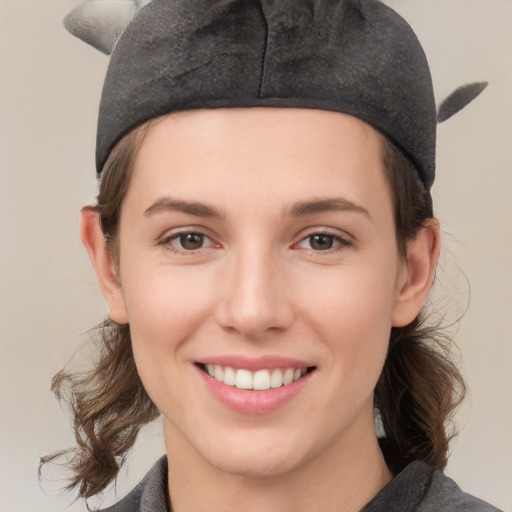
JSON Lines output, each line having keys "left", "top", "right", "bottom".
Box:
{"left": 178, "top": 233, "right": 205, "bottom": 250}
{"left": 164, "top": 230, "right": 218, "bottom": 254}
{"left": 309, "top": 234, "right": 335, "bottom": 251}
{"left": 296, "top": 232, "right": 352, "bottom": 253}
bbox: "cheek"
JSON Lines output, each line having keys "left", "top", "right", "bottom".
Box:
{"left": 121, "top": 247, "right": 217, "bottom": 329}
{"left": 297, "top": 259, "right": 398, "bottom": 388}
{"left": 120, "top": 264, "right": 216, "bottom": 401}
{"left": 124, "top": 274, "right": 204, "bottom": 335}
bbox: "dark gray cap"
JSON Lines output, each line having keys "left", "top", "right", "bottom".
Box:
{"left": 97, "top": 0, "right": 437, "bottom": 186}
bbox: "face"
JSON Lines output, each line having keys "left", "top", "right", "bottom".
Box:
{"left": 109, "top": 108, "right": 414, "bottom": 478}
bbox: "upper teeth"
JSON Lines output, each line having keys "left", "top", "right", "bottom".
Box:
{"left": 206, "top": 365, "right": 307, "bottom": 390}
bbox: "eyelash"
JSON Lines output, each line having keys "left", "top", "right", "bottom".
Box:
{"left": 159, "top": 229, "right": 353, "bottom": 255}
{"left": 159, "top": 230, "right": 218, "bottom": 255}
{"left": 295, "top": 231, "right": 353, "bottom": 254}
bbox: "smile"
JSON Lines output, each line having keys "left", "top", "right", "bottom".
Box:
{"left": 195, "top": 360, "right": 316, "bottom": 414}
{"left": 202, "top": 364, "right": 312, "bottom": 391}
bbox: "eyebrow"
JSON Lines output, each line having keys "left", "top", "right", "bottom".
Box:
{"left": 143, "top": 196, "right": 370, "bottom": 220}
{"left": 286, "top": 197, "right": 371, "bottom": 219}
{"left": 143, "top": 197, "right": 225, "bottom": 219}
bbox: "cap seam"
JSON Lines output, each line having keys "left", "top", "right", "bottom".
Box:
{"left": 258, "top": 6, "right": 269, "bottom": 98}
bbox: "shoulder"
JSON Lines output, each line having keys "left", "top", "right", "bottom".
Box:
{"left": 423, "top": 467, "right": 502, "bottom": 512}
{"left": 362, "top": 460, "right": 502, "bottom": 512}
{"left": 96, "top": 456, "right": 502, "bottom": 512}
{"left": 97, "top": 456, "right": 169, "bottom": 512}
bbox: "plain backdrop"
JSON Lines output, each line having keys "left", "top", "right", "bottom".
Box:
{"left": 0, "top": 0, "right": 511, "bottom": 511}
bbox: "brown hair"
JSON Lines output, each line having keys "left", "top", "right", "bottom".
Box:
{"left": 41, "top": 122, "right": 465, "bottom": 499}
{"left": 40, "top": 124, "right": 160, "bottom": 499}
{"left": 375, "top": 139, "right": 466, "bottom": 474}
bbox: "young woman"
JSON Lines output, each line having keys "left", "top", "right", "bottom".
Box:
{"left": 44, "top": 0, "right": 500, "bottom": 510}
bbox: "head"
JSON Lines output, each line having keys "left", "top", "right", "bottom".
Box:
{"left": 49, "top": 0, "right": 466, "bottom": 499}
{"left": 78, "top": 106, "right": 456, "bottom": 489}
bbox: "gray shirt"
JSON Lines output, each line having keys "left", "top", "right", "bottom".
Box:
{"left": 99, "top": 456, "right": 502, "bottom": 512}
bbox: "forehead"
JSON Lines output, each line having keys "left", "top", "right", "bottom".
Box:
{"left": 126, "top": 108, "right": 392, "bottom": 218}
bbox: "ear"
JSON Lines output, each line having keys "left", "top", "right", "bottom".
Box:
{"left": 391, "top": 220, "right": 440, "bottom": 327}
{"left": 80, "top": 207, "right": 129, "bottom": 324}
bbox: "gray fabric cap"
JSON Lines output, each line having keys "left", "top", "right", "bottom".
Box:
{"left": 97, "top": 0, "right": 437, "bottom": 188}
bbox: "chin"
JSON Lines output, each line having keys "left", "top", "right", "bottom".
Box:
{"left": 201, "top": 445, "right": 305, "bottom": 479}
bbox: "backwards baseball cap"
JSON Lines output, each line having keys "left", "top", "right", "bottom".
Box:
{"left": 65, "top": 0, "right": 487, "bottom": 189}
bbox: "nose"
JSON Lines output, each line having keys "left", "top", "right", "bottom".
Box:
{"left": 215, "top": 248, "right": 294, "bottom": 339}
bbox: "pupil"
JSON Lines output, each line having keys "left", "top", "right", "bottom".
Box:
{"left": 180, "top": 233, "right": 204, "bottom": 250}
{"left": 311, "top": 234, "right": 333, "bottom": 251}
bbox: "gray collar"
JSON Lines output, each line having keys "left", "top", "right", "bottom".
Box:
{"left": 99, "top": 455, "right": 169, "bottom": 512}
{"left": 99, "top": 456, "right": 501, "bottom": 512}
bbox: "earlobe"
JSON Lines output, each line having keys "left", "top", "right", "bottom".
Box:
{"left": 80, "top": 207, "right": 129, "bottom": 324}
{"left": 391, "top": 220, "right": 440, "bottom": 327}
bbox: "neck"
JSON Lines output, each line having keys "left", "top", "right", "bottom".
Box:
{"left": 163, "top": 413, "right": 392, "bottom": 512}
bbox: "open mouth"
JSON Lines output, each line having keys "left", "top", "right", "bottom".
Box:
{"left": 196, "top": 363, "right": 316, "bottom": 391}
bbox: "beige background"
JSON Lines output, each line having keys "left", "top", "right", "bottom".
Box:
{"left": 0, "top": 0, "right": 511, "bottom": 510}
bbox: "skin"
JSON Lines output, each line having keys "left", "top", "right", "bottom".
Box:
{"left": 81, "top": 108, "right": 440, "bottom": 512}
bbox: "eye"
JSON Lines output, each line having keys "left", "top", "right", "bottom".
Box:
{"left": 177, "top": 232, "right": 206, "bottom": 250}
{"left": 297, "top": 232, "right": 351, "bottom": 252}
{"left": 163, "top": 231, "right": 217, "bottom": 253}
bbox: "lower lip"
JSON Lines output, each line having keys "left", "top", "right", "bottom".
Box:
{"left": 196, "top": 366, "right": 313, "bottom": 415}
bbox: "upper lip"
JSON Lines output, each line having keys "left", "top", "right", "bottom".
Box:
{"left": 196, "top": 355, "right": 315, "bottom": 371}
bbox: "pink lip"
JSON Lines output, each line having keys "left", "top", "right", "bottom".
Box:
{"left": 195, "top": 364, "right": 314, "bottom": 415}
{"left": 198, "top": 354, "right": 314, "bottom": 371}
